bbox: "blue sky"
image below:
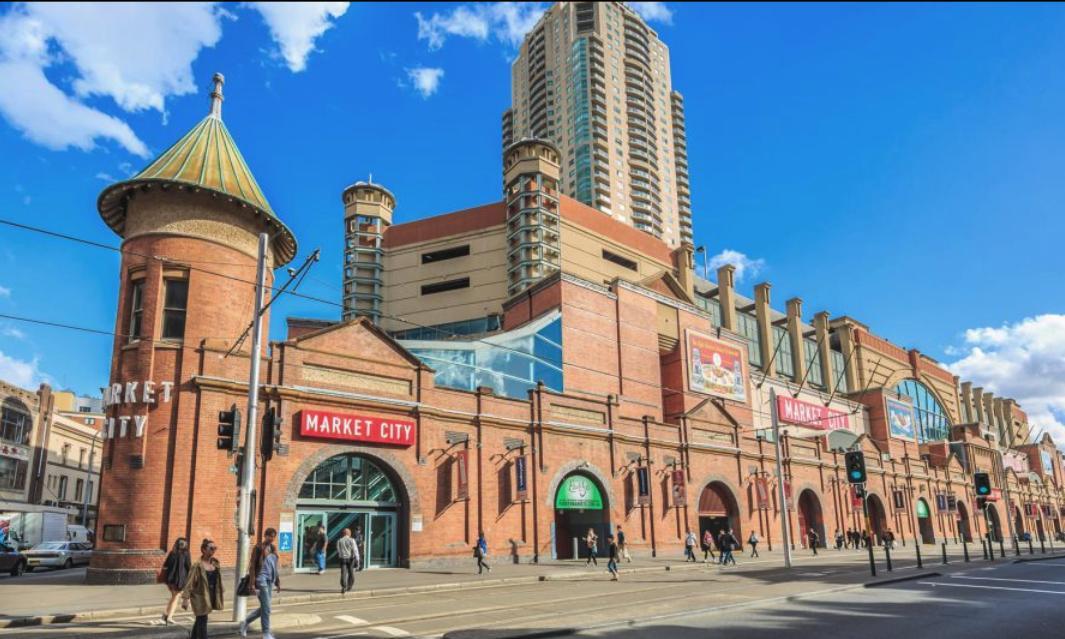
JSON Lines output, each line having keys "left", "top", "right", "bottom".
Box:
{"left": 0, "top": 2, "right": 1063, "bottom": 444}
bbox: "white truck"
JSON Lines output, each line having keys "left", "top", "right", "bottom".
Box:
{"left": 0, "top": 510, "right": 69, "bottom": 550}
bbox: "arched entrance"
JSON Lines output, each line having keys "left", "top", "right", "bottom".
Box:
{"left": 867, "top": 494, "right": 887, "bottom": 545}
{"left": 554, "top": 473, "right": 609, "bottom": 560}
{"left": 1036, "top": 518, "right": 1046, "bottom": 541}
{"left": 698, "top": 481, "right": 741, "bottom": 549}
{"left": 797, "top": 490, "right": 825, "bottom": 549}
{"left": 1013, "top": 506, "right": 1025, "bottom": 539}
{"left": 916, "top": 498, "right": 935, "bottom": 544}
{"left": 986, "top": 504, "right": 1003, "bottom": 542}
{"left": 295, "top": 453, "right": 405, "bottom": 571}
{"left": 956, "top": 501, "right": 973, "bottom": 543}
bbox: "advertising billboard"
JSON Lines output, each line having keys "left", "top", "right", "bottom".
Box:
{"left": 886, "top": 399, "right": 916, "bottom": 440}
{"left": 687, "top": 330, "right": 746, "bottom": 402}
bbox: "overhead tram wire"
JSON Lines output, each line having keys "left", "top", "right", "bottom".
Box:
{"left": 3, "top": 218, "right": 885, "bottom": 431}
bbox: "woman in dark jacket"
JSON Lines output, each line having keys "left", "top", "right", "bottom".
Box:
{"left": 162, "top": 537, "right": 191, "bottom": 624}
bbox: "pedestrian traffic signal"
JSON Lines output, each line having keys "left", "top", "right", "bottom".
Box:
{"left": 845, "top": 451, "right": 867, "bottom": 484}
{"left": 974, "top": 472, "right": 991, "bottom": 497}
{"left": 261, "top": 406, "right": 283, "bottom": 461}
{"left": 217, "top": 405, "right": 242, "bottom": 453}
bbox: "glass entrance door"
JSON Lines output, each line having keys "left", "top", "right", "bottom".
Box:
{"left": 296, "top": 511, "right": 326, "bottom": 572}
{"left": 368, "top": 512, "right": 396, "bottom": 568}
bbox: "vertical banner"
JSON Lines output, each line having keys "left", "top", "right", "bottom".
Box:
{"left": 455, "top": 449, "right": 469, "bottom": 500}
{"left": 947, "top": 495, "right": 957, "bottom": 512}
{"left": 671, "top": 469, "right": 686, "bottom": 507}
{"left": 755, "top": 477, "right": 769, "bottom": 510}
{"left": 278, "top": 514, "right": 293, "bottom": 553}
{"left": 637, "top": 466, "right": 650, "bottom": 506}
{"left": 851, "top": 485, "right": 863, "bottom": 511}
{"left": 935, "top": 494, "right": 948, "bottom": 512}
{"left": 784, "top": 480, "right": 793, "bottom": 509}
{"left": 515, "top": 455, "right": 528, "bottom": 500}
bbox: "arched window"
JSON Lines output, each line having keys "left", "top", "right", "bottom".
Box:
{"left": 894, "top": 379, "right": 951, "bottom": 442}
{"left": 298, "top": 454, "right": 398, "bottom": 506}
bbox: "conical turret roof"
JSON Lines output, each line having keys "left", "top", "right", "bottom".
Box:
{"left": 98, "top": 73, "right": 297, "bottom": 266}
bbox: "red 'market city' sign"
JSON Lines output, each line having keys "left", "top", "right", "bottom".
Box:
{"left": 776, "top": 395, "right": 851, "bottom": 431}
{"left": 299, "top": 409, "right": 416, "bottom": 447}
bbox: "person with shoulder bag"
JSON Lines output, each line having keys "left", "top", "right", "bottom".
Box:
{"left": 474, "top": 532, "right": 491, "bottom": 574}
{"left": 160, "top": 537, "right": 191, "bottom": 625}
{"left": 337, "top": 528, "right": 360, "bottom": 594}
{"left": 181, "top": 539, "right": 224, "bottom": 639}
{"left": 239, "top": 528, "right": 281, "bottom": 639}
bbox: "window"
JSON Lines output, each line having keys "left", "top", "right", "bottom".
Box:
{"left": 830, "top": 350, "right": 848, "bottom": 392}
{"left": 602, "top": 249, "right": 637, "bottom": 271}
{"left": 736, "top": 313, "right": 761, "bottom": 369}
{"left": 87, "top": 480, "right": 94, "bottom": 503}
{"left": 79, "top": 448, "right": 86, "bottom": 468}
{"left": 805, "top": 338, "right": 823, "bottom": 388}
{"left": 895, "top": 379, "right": 952, "bottom": 442}
{"left": 298, "top": 454, "right": 398, "bottom": 504}
{"left": 61, "top": 443, "right": 70, "bottom": 464}
{"left": 773, "top": 326, "right": 794, "bottom": 379}
{"left": 128, "top": 281, "right": 144, "bottom": 341}
{"left": 58, "top": 475, "right": 68, "bottom": 501}
{"left": 0, "top": 457, "right": 27, "bottom": 491}
{"left": 161, "top": 278, "right": 188, "bottom": 340}
{"left": 421, "top": 277, "right": 470, "bottom": 296}
{"left": 0, "top": 398, "right": 30, "bottom": 445}
{"left": 75, "top": 478, "right": 84, "bottom": 502}
{"left": 422, "top": 245, "right": 471, "bottom": 264}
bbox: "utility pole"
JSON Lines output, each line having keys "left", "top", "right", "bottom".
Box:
{"left": 769, "top": 387, "right": 793, "bottom": 569}
{"left": 81, "top": 429, "right": 102, "bottom": 527}
{"left": 233, "top": 233, "right": 268, "bottom": 621}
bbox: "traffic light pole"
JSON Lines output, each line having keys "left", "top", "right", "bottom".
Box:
{"left": 860, "top": 486, "right": 876, "bottom": 576}
{"left": 233, "top": 233, "right": 268, "bottom": 622}
{"left": 769, "top": 388, "right": 793, "bottom": 569}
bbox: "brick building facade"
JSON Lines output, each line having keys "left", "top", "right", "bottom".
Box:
{"left": 87, "top": 76, "right": 1065, "bottom": 584}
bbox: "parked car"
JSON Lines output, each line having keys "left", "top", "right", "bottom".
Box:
{"left": 0, "top": 542, "right": 27, "bottom": 576}
{"left": 22, "top": 541, "right": 93, "bottom": 571}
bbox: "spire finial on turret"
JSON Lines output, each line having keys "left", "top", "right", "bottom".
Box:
{"left": 210, "top": 72, "right": 225, "bottom": 119}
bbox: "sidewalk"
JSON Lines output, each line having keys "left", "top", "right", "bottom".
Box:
{"left": 0, "top": 541, "right": 1050, "bottom": 629}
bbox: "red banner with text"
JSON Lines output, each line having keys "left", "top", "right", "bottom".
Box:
{"left": 299, "top": 409, "right": 416, "bottom": 447}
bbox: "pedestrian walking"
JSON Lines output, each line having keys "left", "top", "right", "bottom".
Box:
{"left": 313, "top": 523, "right": 328, "bottom": 574}
{"left": 337, "top": 528, "right": 360, "bottom": 593}
{"left": 617, "top": 526, "right": 631, "bottom": 562}
{"left": 862, "top": 530, "right": 872, "bottom": 549}
{"left": 834, "top": 529, "right": 844, "bottom": 551}
{"left": 181, "top": 539, "right": 223, "bottom": 639}
{"left": 353, "top": 526, "right": 365, "bottom": 571}
{"left": 747, "top": 530, "right": 760, "bottom": 558}
{"left": 475, "top": 532, "right": 492, "bottom": 574}
{"left": 684, "top": 529, "right": 698, "bottom": 562}
{"left": 884, "top": 529, "right": 896, "bottom": 550}
{"left": 160, "top": 537, "right": 191, "bottom": 625}
{"left": 720, "top": 529, "right": 738, "bottom": 566}
{"left": 606, "top": 534, "right": 620, "bottom": 581}
{"left": 702, "top": 529, "right": 716, "bottom": 563}
{"left": 808, "top": 529, "right": 820, "bottom": 555}
{"left": 239, "top": 529, "right": 281, "bottom": 639}
{"left": 585, "top": 528, "right": 599, "bottom": 566}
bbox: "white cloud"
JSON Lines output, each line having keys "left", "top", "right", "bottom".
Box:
{"left": 0, "top": 285, "right": 10, "bottom": 297}
{"left": 1, "top": 327, "right": 26, "bottom": 340}
{"left": 626, "top": 2, "right": 674, "bottom": 25}
{"left": 95, "top": 172, "right": 115, "bottom": 182}
{"left": 705, "top": 249, "right": 766, "bottom": 283}
{"left": 405, "top": 67, "right": 444, "bottom": 98}
{"left": 248, "top": 2, "right": 349, "bottom": 72}
{"left": 415, "top": 3, "right": 546, "bottom": 51}
{"left": 946, "top": 314, "right": 1065, "bottom": 452}
{"left": 0, "top": 349, "right": 49, "bottom": 388}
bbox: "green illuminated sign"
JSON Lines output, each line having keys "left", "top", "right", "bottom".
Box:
{"left": 916, "top": 499, "right": 930, "bottom": 518}
{"left": 555, "top": 475, "right": 603, "bottom": 510}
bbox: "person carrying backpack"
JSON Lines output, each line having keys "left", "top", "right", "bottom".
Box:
{"left": 747, "top": 530, "right": 760, "bottom": 558}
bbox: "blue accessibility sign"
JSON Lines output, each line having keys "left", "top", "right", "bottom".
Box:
{"left": 278, "top": 531, "right": 293, "bottom": 553}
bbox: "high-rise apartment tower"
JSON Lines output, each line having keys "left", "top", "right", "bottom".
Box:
{"left": 503, "top": 1, "right": 692, "bottom": 247}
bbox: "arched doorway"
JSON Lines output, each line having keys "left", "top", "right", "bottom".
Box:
{"left": 698, "top": 481, "right": 741, "bottom": 549}
{"left": 986, "top": 504, "right": 1003, "bottom": 542}
{"left": 916, "top": 498, "right": 935, "bottom": 544}
{"left": 956, "top": 501, "right": 973, "bottom": 543}
{"left": 554, "top": 473, "right": 609, "bottom": 560}
{"left": 1013, "top": 506, "right": 1025, "bottom": 540}
{"left": 867, "top": 494, "right": 887, "bottom": 545}
{"left": 295, "top": 453, "right": 405, "bottom": 571}
{"left": 797, "top": 490, "right": 825, "bottom": 549}
{"left": 1036, "top": 518, "right": 1046, "bottom": 541}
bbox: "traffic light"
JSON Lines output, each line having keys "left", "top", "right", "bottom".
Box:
{"left": 845, "top": 450, "right": 867, "bottom": 484}
{"left": 261, "top": 406, "right": 283, "bottom": 461}
{"left": 974, "top": 472, "right": 992, "bottom": 497}
{"left": 217, "top": 404, "right": 242, "bottom": 453}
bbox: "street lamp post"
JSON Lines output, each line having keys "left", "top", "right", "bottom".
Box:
{"left": 81, "top": 428, "right": 103, "bottom": 528}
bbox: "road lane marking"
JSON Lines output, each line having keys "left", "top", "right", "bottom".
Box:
{"left": 919, "top": 581, "right": 1065, "bottom": 595}
{"left": 372, "top": 626, "right": 410, "bottom": 637}
{"left": 953, "top": 576, "right": 1065, "bottom": 586}
{"left": 1022, "top": 562, "right": 1065, "bottom": 567}
{"left": 336, "top": 615, "right": 369, "bottom": 626}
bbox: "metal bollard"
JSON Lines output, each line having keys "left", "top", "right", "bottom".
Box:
{"left": 962, "top": 541, "right": 970, "bottom": 562}
{"left": 941, "top": 542, "right": 948, "bottom": 565}
{"left": 981, "top": 539, "right": 989, "bottom": 560}
{"left": 1013, "top": 538, "right": 1021, "bottom": 557}
{"left": 916, "top": 543, "right": 923, "bottom": 569}
{"left": 884, "top": 544, "right": 893, "bottom": 572}
{"left": 1040, "top": 537, "right": 1046, "bottom": 554}
{"left": 1028, "top": 538, "right": 1035, "bottom": 555}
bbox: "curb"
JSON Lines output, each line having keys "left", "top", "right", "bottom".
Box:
{"left": 864, "top": 572, "right": 941, "bottom": 587}
{"left": 1013, "top": 553, "right": 1065, "bottom": 564}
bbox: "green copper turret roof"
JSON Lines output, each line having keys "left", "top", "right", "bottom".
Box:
{"left": 97, "top": 73, "right": 297, "bottom": 266}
